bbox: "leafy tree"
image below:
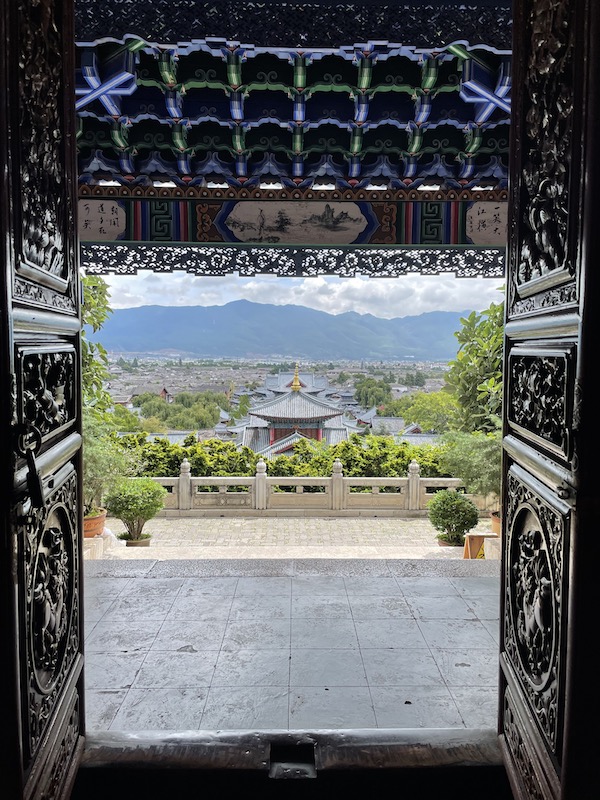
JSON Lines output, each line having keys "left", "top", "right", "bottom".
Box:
{"left": 399, "top": 390, "right": 459, "bottom": 433}
{"left": 445, "top": 295, "right": 504, "bottom": 432}
{"left": 353, "top": 376, "right": 392, "bottom": 408}
{"left": 376, "top": 397, "right": 413, "bottom": 417}
{"left": 439, "top": 426, "right": 502, "bottom": 507}
{"left": 140, "top": 416, "right": 168, "bottom": 434}
{"left": 81, "top": 274, "right": 112, "bottom": 412}
{"left": 110, "top": 404, "right": 144, "bottom": 432}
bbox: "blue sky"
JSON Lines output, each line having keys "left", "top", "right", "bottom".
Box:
{"left": 103, "top": 273, "right": 504, "bottom": 319}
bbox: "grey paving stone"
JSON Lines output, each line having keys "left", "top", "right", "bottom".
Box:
{"left": 290, "top": 648, "right": 367, "bottom": 687}
{"left": 371, "top": 686, "right": 466, "bottom": 728}
{"left": 211, "top": 649, "right": 291, "bottom": 687}
{"left": 110, "top": 687, "right": 208, "bottom": 730}
{"left": 133, "top": 650, "right": 218, "bottom": 688}
{"left": 201, "top": 686, "right": 289, "bottom": 729}
{"left": 291, "top": 619, "right": 359, "bottom": 650}
{"left": 361, "top": 648, "right": 445, "bottom": 687}
{"left": 289, "top": 686, "right": 377, "bottom": 729}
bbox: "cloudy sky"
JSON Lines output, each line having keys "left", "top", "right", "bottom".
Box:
{"left": 103, "top": 272, "right": 505, "bottom": 319}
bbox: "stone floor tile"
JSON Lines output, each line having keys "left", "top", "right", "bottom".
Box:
{"left": 201, "top": 686, "right": 289, "bottom": 729}
{"left": 234, "top": 576, "right": 292, "bottom": 595}
{"left": 211, "top": 648, "right": 291, "bottom": 687}
{"left": 354, "top": 618, "right": 427, "bottom": 649}
{"left": 395, "top": 576, "right": 459, "bottom": 597}
{"left": 85, "top": 689, "right": 128, "bottom": 729}
{"left": 361, "top": 648, "right": 445, "bottom": 686}
{"left": 405, "top": 595, "right": 477, "bottom": 620}
{"left": 133, "top": 650, "right": 219, "bottom": 688}
{"left": 462, "top": 594, "right": 501, "bottom": 621}
{"left": 343, "top": 576, "right": 402, "bottom": 595}
{"left": 371, "top": 685, "right": 466, "bottom": 728}
{"left": 150, "top": 619, "right": 228, "bottom": 652}
{"left": 449, "top": 686, "right": 499, "bottom": 728}
{"left": 85, "top": 619, "right": 159, "bottom": 653}
{"left": 220, "top": 619, "right": 291, "bottom": 651}
{"left": 348, "top": 595, "right": 412, "bottom": 619}
{"left": 290, "top": 648, "right": 367, "bottom": 687}
{"left": 291, "top": 576, "right": 348, "bottom": 596}
{"left": 110, "top": 687, "right": 208, "bottom": 730}
{"left": 417, "top": 619, "right": 497, "bottom": 649}
{"left": 291, "top": 618, "right": 359, "bottom": 649}
{"left": 430, "top": 647, "right": 499, "bottom": 687}
{"left": 291, "top": 595, "right": 352, "bottom": 618}
{"left": 84, "top": 652, "right": 146, "bottom": 690}
{"left": 166, "top": 594, "right": 234, "bottom": 620}
{"left": 289, "top": 686, "right": 377, "bottom": 729}
{"left": 228, "top": 595, "right": 291, "bottom": 620}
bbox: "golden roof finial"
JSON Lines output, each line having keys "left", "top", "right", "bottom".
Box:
{"left": 291, "top": 363, "right": 301, "bottom": 392}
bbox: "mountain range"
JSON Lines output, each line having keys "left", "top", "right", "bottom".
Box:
{"left": 92, "top": 300, "right": 471, "bottom": 361}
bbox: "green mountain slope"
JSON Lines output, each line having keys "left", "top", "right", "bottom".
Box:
{"left": 93, "top": 300, "right": 471, "bottom": 361}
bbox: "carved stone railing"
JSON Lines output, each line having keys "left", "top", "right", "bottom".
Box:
{"left": 151, "top": 457, "right": 496, "bottom": 517}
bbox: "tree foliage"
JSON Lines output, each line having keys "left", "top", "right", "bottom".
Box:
{"left": 398, "top": 390, "right": 459, "bottom": 433}
{"left": 353, "top": 376, "right": 393, "bottom": 408}
{"left": 81, "top": 274, "right": 113, "bottom": 412}
{"left": 444, "top": 296, "right": 504, "bottom": 432}
{"left": 427, "top": 489, "right": 480, "bottom": 545}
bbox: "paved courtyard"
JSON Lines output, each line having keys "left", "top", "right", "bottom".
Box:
{"left": 84, "top": 515, "right": 501, "bottom": 733}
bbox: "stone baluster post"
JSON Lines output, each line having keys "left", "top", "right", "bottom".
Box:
{"left": 179, "top": 457, "right": 192, "bottom": 510}
{"left": 254, "top": 458, "right": 267, "bottom": 510}
{"left": 331, "top": 458, "right": 344, "bottom": 510}
{"left": 408, "top": 459, "right": 421, "bottom": 510}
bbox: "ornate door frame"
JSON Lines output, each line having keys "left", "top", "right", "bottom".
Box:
{"left": 1, "top": 2, "right": 599, "bottom": 799}
{"left": 0, "top": 1, "right": 85, "bottom": 798}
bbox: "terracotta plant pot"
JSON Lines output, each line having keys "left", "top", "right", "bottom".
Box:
{"left": 490, "top": 511, "right": 502, "bottom": 535}
{"left": 83, "top": 508, "right": 107, "bottom": 538}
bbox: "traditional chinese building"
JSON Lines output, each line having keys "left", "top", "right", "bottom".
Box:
{"left": 216, "top": 365, "right": 367, "bottom": 456}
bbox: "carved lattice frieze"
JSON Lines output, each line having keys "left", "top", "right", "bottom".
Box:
{"left": 16, "top": 471, "right": 80, "bottom": 764}
{"left": 508, "top": 348, "right": 572, "bottom": 461}
{"left": 503, "top": 469, "right": 566, "bottom": 755}
{"left": 74, "top": 1, "right": 513, "bottom": 51}
{"left": 80, "top": 242, "right": 506, "bottom": 277}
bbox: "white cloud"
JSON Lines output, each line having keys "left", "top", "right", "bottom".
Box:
{"left": 102, "top": 271, "right": 504, "bottom": 319}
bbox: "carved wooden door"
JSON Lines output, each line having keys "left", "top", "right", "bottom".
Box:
{"left": 500, "top": 1, "right": 597, "bottom": 798}
{"left": 0, "top": 1, "right": 85, "bottom": 798}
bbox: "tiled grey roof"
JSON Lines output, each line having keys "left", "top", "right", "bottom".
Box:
{"left": 251, "top": 391, "right": 342, "bottom": 421}
{"left": 264, "top": 372, "right": 328, "bottom": 393}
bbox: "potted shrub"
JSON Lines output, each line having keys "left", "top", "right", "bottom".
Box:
{"left": 82, "top": 410, "right": 133, "bottom": 538}
{"left": 439, "top": 427, "right": 502, "bottom": 534}
{"left": 105, "top": 477, "right": 168, "bottom": 546}
{"left": 427, "top": 488, "right": 480, "bottom": 546}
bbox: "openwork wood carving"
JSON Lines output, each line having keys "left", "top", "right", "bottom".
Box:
{"left": 516, "top": 0, "right": 575, "bottom": 291}
{"left": 17, "top": 471, "right": 80, "bottom": 764}
{"left": 17, "top": 0, "right": 66, "bottom": 278}
{"left": 508, "top": 350, "right": 571, "bottom": 460}
{"left": 81, "top": 242, "right": 506, "bottom": 277}
{"left": 502, "top": 688, "right": 549, "bottom": 800}
{"left": 504, "top": 470, "right": 565, "bottom": 754}
{"left": 13, "top": 0, "right": 76, "bottom": 312}
{"left": 18, "top": 347, "right": 76, "bottom": 446}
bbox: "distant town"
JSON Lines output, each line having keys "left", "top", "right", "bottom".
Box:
{"left": 104, "top": 355, "right": 450, "bottom": 449}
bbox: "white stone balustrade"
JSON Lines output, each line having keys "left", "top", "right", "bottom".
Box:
{"left": 148, "top": 457, "right": 493, "bottom": 517}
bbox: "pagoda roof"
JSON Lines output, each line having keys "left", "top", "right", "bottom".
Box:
{"left": 250, "top": 390, "right": 343, "bottom": 422}
{"left": 265, "top": 371, "right": 329, "bottom": 393}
